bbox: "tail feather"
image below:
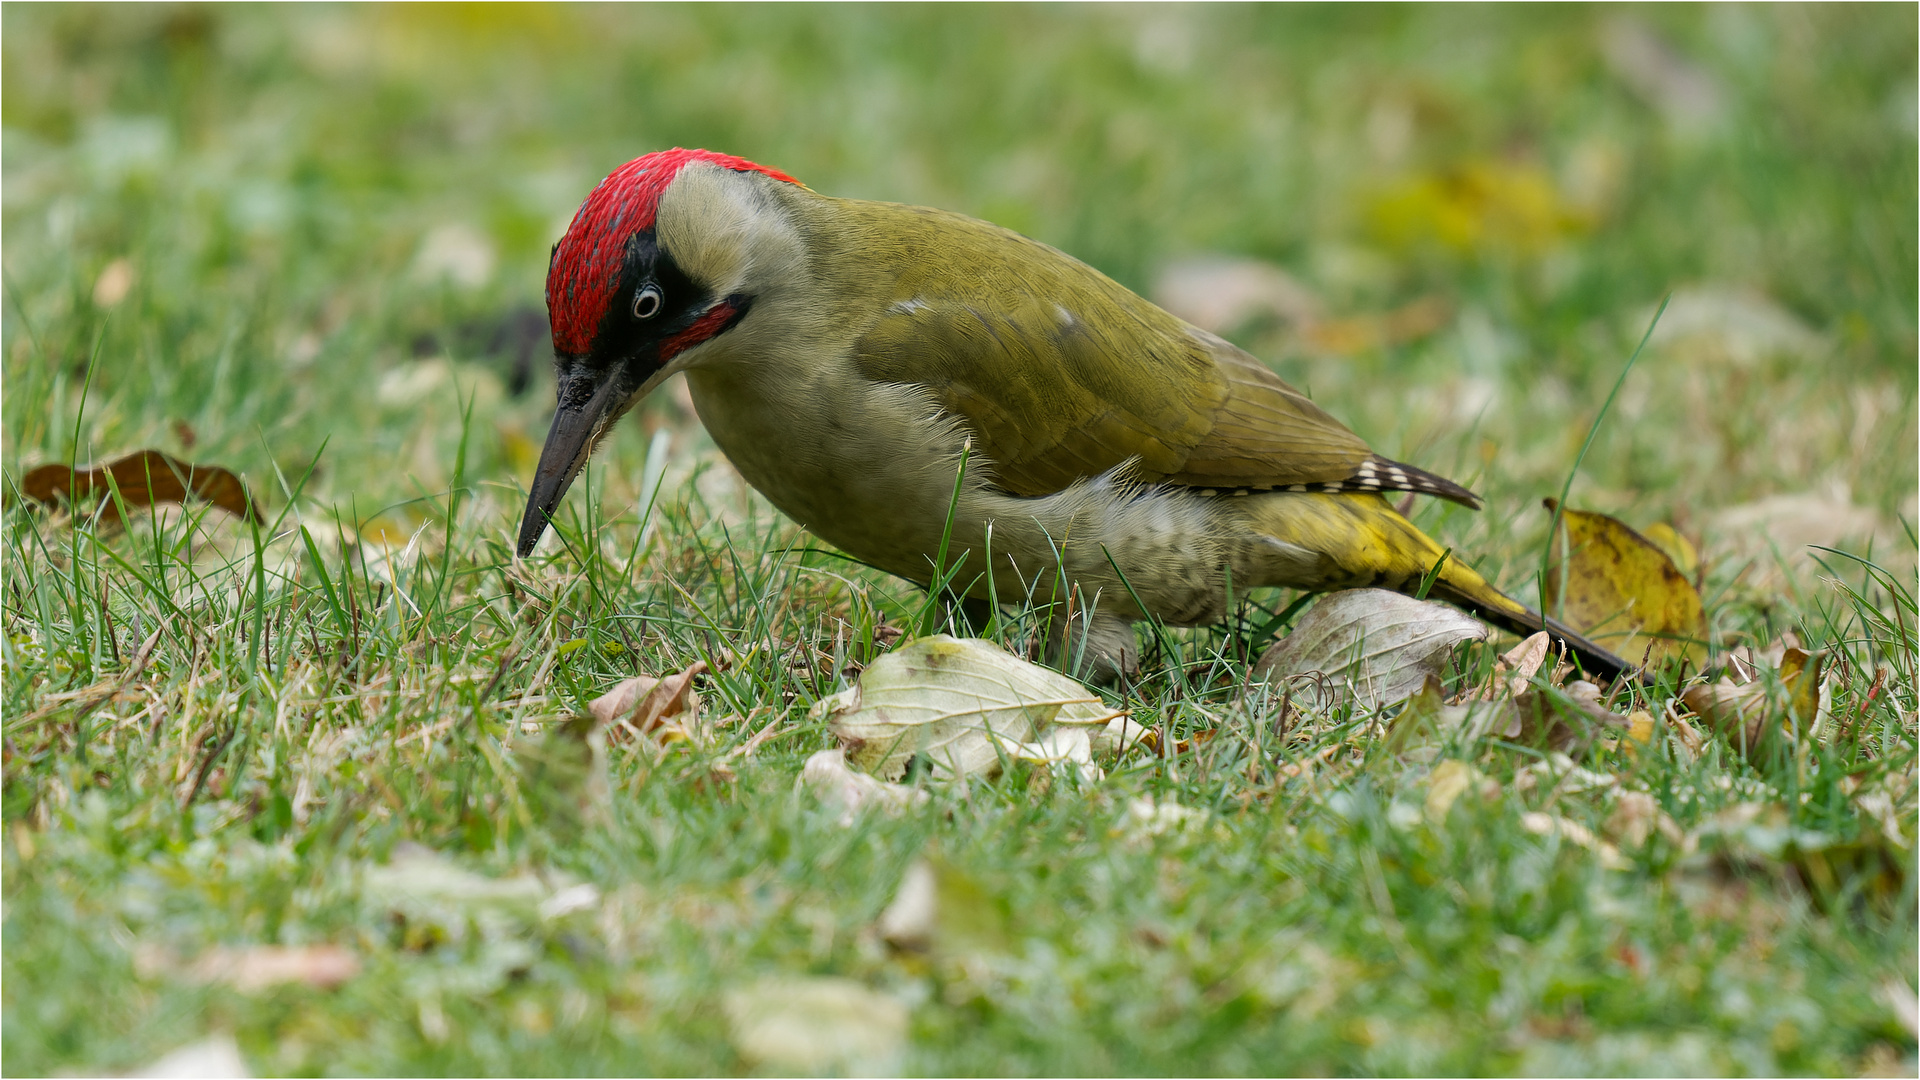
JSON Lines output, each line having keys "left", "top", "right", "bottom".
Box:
{"left": 1429, "top": 580, "right": 1635, "bottom": 684}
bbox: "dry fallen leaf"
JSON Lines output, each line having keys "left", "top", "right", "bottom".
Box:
{"left": 1522, "top": 811, "right": 1630, "bottom": 870}
{"left": 19, "top": 449, "right": 263, "bottom": 524}
{"left": 1511, "top": 685, "right": 1631, "bottom": 752}
{"left": 815, "top": 635, "right": 1122, "bottom": 782}
{"left": 800, "top": 749, "right": 930, "bottom": 824}
{"left": 723, "top": 976, "right": 908, "bottom": 1076}
{"left": 1499, "top": 631, "right": 1553, "bottom": 697}
{"left": 1254, "top": 589, "right": 1488, "bottom": 710}
{"left": 877, "top": 859, "right": 938, "bottom": 952}
{"left": 588, "top": 661, "right": 705, "bottom": 742}
{"left": 1681, "top": 650, "right": 1830, "bottom": 759}
{"left": 1542, "top": 501, "right": 1706, "bottom": 669}
{"left": 989, "top": 727, "right": 1103, "bottom": 785}
{"left": 187, "top": 944, "right": 360, "bottom": 992}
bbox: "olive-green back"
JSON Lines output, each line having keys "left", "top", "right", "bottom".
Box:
{"left": 823, "top": 198, "right": 1373, "bottom": 497}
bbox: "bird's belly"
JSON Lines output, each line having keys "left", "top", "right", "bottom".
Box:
{"left": 683, "top": 367, "right": 1369, "bottom": 625}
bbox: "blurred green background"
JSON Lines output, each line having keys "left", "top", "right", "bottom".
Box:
{"left": 3, "top": 2, "right": 1915, "bottom": 551}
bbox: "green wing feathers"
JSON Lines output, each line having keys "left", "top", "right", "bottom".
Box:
{"left": 837, "top": 198, "right": 1479, "bottom": 506}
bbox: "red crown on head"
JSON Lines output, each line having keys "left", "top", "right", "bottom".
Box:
{"left": 546, "top": 149, "right": 801, "bottom": 357}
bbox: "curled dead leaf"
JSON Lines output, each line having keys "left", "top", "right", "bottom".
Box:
{"left": 19, "top": 449, "right": 263, "bottom": 524}
{"left": 1512, "top": 686, "right": 1631, "bottom": 752}
{"left": 1543, "top": 501, "right": 1706, "bottom": 669}
{"left": 588, "top": 661, "right": 705, "bottom": 742}
{"left": 815, "top": 635, "right": 1121, "bottom": 782}
{"left": 1681, "top": 642, "right": 1829, "bottom": 758}
{"left": 1254, "top": 589, "right": 1488, "bottom": 710}
{"left": 1497, "top": 631, "right": 1552, "bottom": 697}
{"left": 800, "top": 749, "right": 930, "bottom": 824}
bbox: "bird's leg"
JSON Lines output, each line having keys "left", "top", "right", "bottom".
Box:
{"left": 933, "top": 592, "right": 999, "bottom": 637}
{"left": 1041, "top": 603, "right": 1140, "bottom": 686}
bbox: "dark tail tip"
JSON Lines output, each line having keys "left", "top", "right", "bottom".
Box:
{"left": 1431, "top": 585, "right": 1638, "bottom": 684}
{"left": 1368, "top": 456, "right": 1482, "bottom": 511}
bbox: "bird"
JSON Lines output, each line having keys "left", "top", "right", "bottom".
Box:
{"left": 517, "top": 148, "right": 1632, "bottom": 682}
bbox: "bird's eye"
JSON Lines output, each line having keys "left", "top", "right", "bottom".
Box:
{"left": 632, "top": 284, "right": 663, "bottom": 320}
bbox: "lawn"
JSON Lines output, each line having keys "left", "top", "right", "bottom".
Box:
{"left": 3, "top": 5, "right": 1916, "bottom": 1075}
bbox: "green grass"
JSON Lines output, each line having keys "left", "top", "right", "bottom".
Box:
{"left": 4, "top": 5, "right": 1916, "bottom": 1076}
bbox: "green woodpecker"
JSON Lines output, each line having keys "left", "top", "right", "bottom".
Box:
{"left": 518, "top": 148, "right": 1630, "bottom": 681}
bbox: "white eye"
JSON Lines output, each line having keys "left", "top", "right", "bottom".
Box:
{"left": 632, "top": 283, "right": 663, "bottom": 320}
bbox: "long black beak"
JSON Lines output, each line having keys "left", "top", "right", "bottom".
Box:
{"left": 516, "top": 371, "right": 627, "bottom": 557}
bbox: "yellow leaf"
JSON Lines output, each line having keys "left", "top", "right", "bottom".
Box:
{"left": 1368, "top": 159, "right": 1589, "bottom": 257}
{"left": 1543, "top": 501, "right": 1707, "bottom": 669}
{"left": 1640, "top": 522, "right": 1699, "bottom": 580}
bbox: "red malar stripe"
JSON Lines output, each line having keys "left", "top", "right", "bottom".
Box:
{"left": 660, "top": 300, "right": 741, "bottom": 364}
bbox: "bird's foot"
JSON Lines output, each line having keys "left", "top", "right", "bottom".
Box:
{"left": 1044, "top": 610, "right": 1139, "bottom": 687}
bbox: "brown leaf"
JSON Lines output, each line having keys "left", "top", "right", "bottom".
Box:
{"left": 587, "top": 661, "right": 706, "bottom": 739}
{"left": 19, "top": 449, "right": 262, "bottom": 524}
{"left": 186, "top": 944, "right": 360, "bottom": 991}
{"left": 1681, "top": 645, "right": 1828, "bottom": 758}
{"left": 1512, "top": 686, "right": 1629, "bottom": 752}
{"left": 1681, "top": 681, "right": 1763, "bottom": 745}
{"left": 1542, "top": 501, "right": 1706, "bottom": 668}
